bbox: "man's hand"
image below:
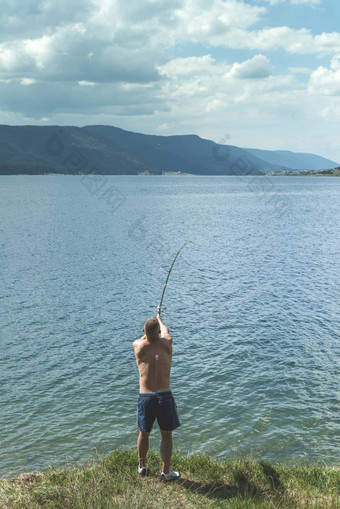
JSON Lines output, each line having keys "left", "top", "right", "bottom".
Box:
{"left": 156, "top": 312, "right": 172, "bottom": 341}
{"left": 157, "top": 306, "right": 161, "bottom": 317}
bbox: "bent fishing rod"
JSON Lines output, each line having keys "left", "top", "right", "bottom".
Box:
{"left": 157, "top": 243, "right": 186, "bottom": 314}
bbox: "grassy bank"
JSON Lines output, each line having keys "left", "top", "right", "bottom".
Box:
{"left": 1, "top": 450, "right": 339, "bottom": 508}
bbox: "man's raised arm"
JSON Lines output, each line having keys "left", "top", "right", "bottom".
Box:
{"left": 157, "top": 310, "right": 172, "bottom": 341}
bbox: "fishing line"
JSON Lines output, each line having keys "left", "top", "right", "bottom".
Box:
{"left": 157, "top": 243, "right": 186, "bottom": 313}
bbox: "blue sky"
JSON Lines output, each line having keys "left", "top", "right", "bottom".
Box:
{"left": 0, "top": 0, "right": 339, "bottom": 162}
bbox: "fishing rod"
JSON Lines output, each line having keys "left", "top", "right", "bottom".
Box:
{"left": 157, "top": 243, "right": 186, "bottom": 314}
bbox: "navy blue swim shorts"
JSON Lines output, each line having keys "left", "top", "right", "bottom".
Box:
{"left": 137, "top": 390, "right": 180, "bottom": 432}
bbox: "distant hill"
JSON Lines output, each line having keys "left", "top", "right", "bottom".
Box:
{"left": 0, "top": 125, "right": 150, "bottom": 175}
{"left": 0, "top": 124, "right": 338, "bottom": 175}
{"left": 82, "top": 125, "right": 273, "bottom": 175}
{"left": 243, "top": 148, "right": 339, "bottom": 171}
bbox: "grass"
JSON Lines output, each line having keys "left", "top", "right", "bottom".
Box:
{"left": 0, "top": 450, "right": 339, "bottom": 508}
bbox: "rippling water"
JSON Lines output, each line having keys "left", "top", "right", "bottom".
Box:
{"left": 1, "top": 175, "right": 339, "bottom": 477}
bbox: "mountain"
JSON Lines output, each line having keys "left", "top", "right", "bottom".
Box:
{"left": 0, "top": 125, "right": 269, "bottom": 176}
{"left": 0, "top": 125, "right": 151, "bottom": 175}
{"left": 82, "top": 125, "right": 273, "bottom": 175}
{"left": 243, "top": 148, "right": 339, "bottom": 171}
{"left": 0, "top": 124, "right": 338, "bottom": 175}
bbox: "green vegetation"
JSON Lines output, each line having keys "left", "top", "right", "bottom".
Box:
{"left": 312, "top": 168, "right": 340, "bottom": 177}
{"left": 272, "top": 167, "right": 340, "bottom": 177}
{"left": 1, "top": 450, "right": 339, "bottom": 508}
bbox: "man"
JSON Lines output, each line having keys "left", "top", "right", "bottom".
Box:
{"left": 133, "top": 309, "right": 180, "bottom": 480}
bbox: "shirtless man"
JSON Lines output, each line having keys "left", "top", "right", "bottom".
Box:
{"left": 133, "top": 310, "right": 180, "bottom": 480}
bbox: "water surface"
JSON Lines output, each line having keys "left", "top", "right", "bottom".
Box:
{"left": 1, "top": 175, "right": 339, "bottom": 477}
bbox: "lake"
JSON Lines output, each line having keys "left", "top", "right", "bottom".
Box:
{"left": 0, "top": 175, "right": 339, "bottom": 478}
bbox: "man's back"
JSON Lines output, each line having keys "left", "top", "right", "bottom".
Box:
{"left": 133, "top": 335, "right": 172, "bottom": 393}
{"left": 134, "top": 314, "right": 180, "bottom": 480}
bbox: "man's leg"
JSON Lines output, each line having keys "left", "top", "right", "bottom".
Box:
{"left": 137, "top": 429, "right": 150, "bottom": 468}
{"left": 160, "top": 429, "right": 172, "bottom": 474}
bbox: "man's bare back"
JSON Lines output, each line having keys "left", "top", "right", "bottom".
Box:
{"left": 133, "top": 313, "right": 180, "bottom": 479}
{"left": 133, "top": 314, "right": 172, "bottom": 393}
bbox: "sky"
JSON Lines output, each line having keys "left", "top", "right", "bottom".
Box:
{"left": 0, "top": 0, "right": 339, "bottom": 162}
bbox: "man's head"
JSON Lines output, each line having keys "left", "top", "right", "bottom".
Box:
{"left": 143, "top": 316, "right": 160, "bottom": 340}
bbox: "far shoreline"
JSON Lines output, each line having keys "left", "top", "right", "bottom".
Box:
{"left": 1, "top": 172, "right": 339, "bottom": 177}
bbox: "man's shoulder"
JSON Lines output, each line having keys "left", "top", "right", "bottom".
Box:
{"left": 161, "top": 332, "right": 172, "bottom": 342}
{"left": 160, "top": 336, "right": 172, "bottom": 350}
{"left": 133, "top": 335, "right": 147, "bottom": 348}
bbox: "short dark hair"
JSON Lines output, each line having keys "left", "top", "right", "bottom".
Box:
{"left": 144, "top": 317, "right": 159, "bottom": 335}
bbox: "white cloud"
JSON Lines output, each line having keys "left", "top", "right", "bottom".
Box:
{"left": 291, "top": 0, "right": 320, "bottom": 3}
{"left": 0, "top": 24, "right": 162, "bottom": 83}
{"left": 257, "top": 0, "right": 320, "bottom": 5}
{"left": 0, "top": 0, "right": 94, "bottom": 40}
{"left": 308, "top": 55, "right": 340, "bottom": 96}
{"left": 206, "top": 99, "right": 225, "bottom": 112}
{"left": 0, "top": 42, "right": 35, "bottom": 73}
{"left": 160, "top": 54, "right": 274, "bottom": 84}
{"left": 159, "top": 55, "right": 217, "bottom": 77}
{"left": 174, "top": 0, "right": 265, "bottom": 35}
{"left": 288, "top": 67, "right": 312, "bottom": 75}
{"left": 331, "top": 54, "right": 340, "bottom": 71}
{"left": 230, "top": 54, "right": 274, "bottom": 79}
{"left": 78, "top": 80, "right": 97, "bottom": 86}
{"left": 159, "top": 54, "right": 297, "bottom": 118}
{"left": 157, "top": 123, "right": 174, "bottom": 131}
{"left": 0, "top": 0, "right": 339, "bottom": 161}
{"left": 204, "top": 27, "right": 340, "bottom": 55}
{"left": 0, "top": 0, "right": 339, "bottom": 92}
{"left": 24, "top": 34, "right": 55, "bottom": 70}
{"left": 0, "top": 77, "right": 165, "bottom": 118}
{"left": 21, "top": 78, "right": 36, "bottom": 85}
{"left": 319, "top": 104, "right": 340, "bottom": 119}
